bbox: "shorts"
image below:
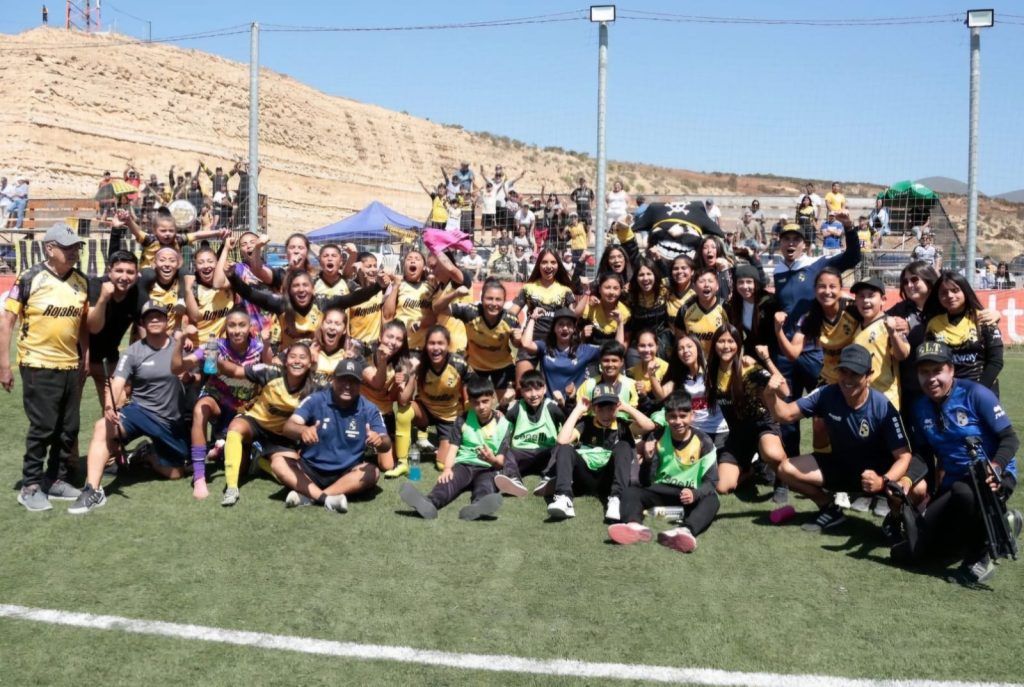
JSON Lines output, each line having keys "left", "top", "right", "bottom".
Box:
{"left": 718, "top": 419, "right": 778, "bottom": 469}
{"left": 515, "top": 348, "right": 538, "bottom": 365}
{"left": 237, "top": 415, "right": 298, "bottom": 457}
{"left": 298, "top": 456, "right": 363, "bottom": 489}
{"left": 482, "top": 213, "right": 496, "bottom": 229}
{"left": 420, "top": 406, "right": 456, "bottom": 442}
{"left": 475, "top": 365, "right": 516, "bottom": 390}
{"left": 815, "top": 451, "right": 892, "bottom": 494}
{"left": 119, "top": 403, "right": 189, "bottom": 467}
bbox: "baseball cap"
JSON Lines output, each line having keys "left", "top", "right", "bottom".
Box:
{"left": 705, "top": 198, "right": 714, "bottom": 206}
{"left": 550, "top": 307, "right": 578, "bottom": 322}
{"left": 43, "top": 222, "right": 84, "bottom": 247}
{"left": 592, "top": 383, "right": 619, "bottom": 406}
{"left": 837, "top": 344, "right": 872, "bottom": 376}
{"left": 333, "top": 357, "right": 365, "bottom": 381}
{"left": 779, "top": 223, "right": 805, "bottom": 240}
{"left": 734, "top": 264, "right": 761, "bottom": 284}
{"left": 850, "top": 277, "right": 886, "bottom": 295}
{"left": 140, "top": 300, "right": 169, "bottom": 317}
{"left": 915, "top": 341, "right": 953, "bottom": 366}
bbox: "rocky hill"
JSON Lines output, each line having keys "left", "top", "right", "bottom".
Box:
{"left": 0, "top": 27, "right": 1019, "bottom": 252}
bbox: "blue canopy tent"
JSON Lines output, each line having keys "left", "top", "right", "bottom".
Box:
{"left": 307, "top": 201, "right": 422, "bottom": 242}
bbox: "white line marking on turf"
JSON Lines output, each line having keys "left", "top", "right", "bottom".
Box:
{"left": 0, "top": 604, "right": 1019, "bottom": 687}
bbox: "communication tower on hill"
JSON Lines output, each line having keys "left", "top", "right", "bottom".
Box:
{"left": 65, "top": 0, "right": 101, "bottom": 32}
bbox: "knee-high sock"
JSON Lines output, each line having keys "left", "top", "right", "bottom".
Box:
{"left": 394, "top": 404, "right": 413, "bottom": 462}
{"left": 224, "top": 431, "right": 244, "bottom": 490}
{"left": 190, "top": 445, "right": 206, "bottom": 482}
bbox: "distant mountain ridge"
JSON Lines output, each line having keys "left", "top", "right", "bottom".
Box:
{"left": 916, "top": 176, "right": 969, "bottom": 195}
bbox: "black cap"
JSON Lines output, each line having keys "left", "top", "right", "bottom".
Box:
{"left": 915, "top": 341, "right": 953, "bottom": 366}
{"left": 550, "top": 307, "right": 578, "bottom": 322}
{"left": 837, "top": 344, "right": 872, "bottom": 376}
{"left": 850, "top": 277, "right": 886, "bottom": 295}
{"left": 591, "top": 383, "right": 619, "bottom": 406}
{"left": 779, "top": 223, "right": 805, "bottom": 240}
{"left": 734, "top": 264, "right": 761, "bottom": 284}
{"left": 140, "top": 300, "right": 169, "bottom": 317}
{"left": 333, "top": 358, "right": 365, "bottom": 381}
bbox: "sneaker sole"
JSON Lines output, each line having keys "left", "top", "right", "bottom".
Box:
{"left": 546, "top": 505, "right": 574, "bottom": 520}
{"left": 18, "top": 495, "right": 53, "bottom": 512}
{"left": 44, "top": 493, "right": 81, "bottom": 502}
{"left": 400, "top": 483, "right": 438, "bottom": 520}
{"left": 657, "top": 530, "right": 697, "bottom": 553}
{"left": 608, "top": 524, "right": 652, "bottom": 545}
{"left": 458, "top": 494, "right": 503, "bottom": 521}
{"left": 494, "top": 475, "right": 528, "bottom": 498}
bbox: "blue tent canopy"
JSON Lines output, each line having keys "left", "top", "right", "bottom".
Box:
{"left": 307, "top": 201, "right": 422, "bottom": 242}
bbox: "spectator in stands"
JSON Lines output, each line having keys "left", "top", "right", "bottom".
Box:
{"left": 571, "top": 176, "right": 594, "bottom": 230}
{"left": 566, "top": 212, "right": 589, "bottom": 271}
{"left": 513, "top": 244, "right": 533, "bottom": 281}
{"left": 546, "top": 192, "right": 564, "bottom": 235}
{"left": 460, "top": 248, "right": 485, "bottom": 281}
{"left": 910, "top": 231, "right": 942, "bottom": 271}
{"left": 233, "top": 159, "right": 261, "bottom": 229}
{"left": 819, "top": 212, "right": 844, "bottom": 257}
{"left": 735, "top": 199, "right": 766, "bottom": 246}
{"left": 824, "top": 182, "right": 847, "bottom": 214}
{"left": 994, "top": 262, "right": 1015, "bottom": 290}
{"left": 606, "top": 181, "right": 630, "bottom": 230}
{"left": 855, "top": 215, "right": 876, "bottom": 280}
{"left": 800, "top": 182, "right": 823, "bottom": 222}
{"left": 704, "top": 198, "right": 721, "bottom": 227}
{"left": 487, "top": 242, "right": 517, "bottom": 281}
{"left": 96, "top": 172, "right": 116, "bottom": 218}
{"left": 478, "top": 181, "right": 499, "bottom": 240}
{"left": 869, "top": 198, "right": 890, "bottom": 237}
{"left": 186, "top": 178, "right": 205, "bottom": 217}
{"left": 447, "top": 162, "right": 474, "bottom": 193}
{"left": 796, "top": 195, "right": 817, "bottom": 252}
{"left": 417, "top": 179, "right": 449, "bottom": 230}
{"left": 0, "top": 177, "right": 11, "bottom": 227}
{"left": 9, "top": 177, "right": 29, "bottom": 230}
{"left": 768, "top": 214, "right": 787, "bottom": 258}
{"left": 515, "top": 200, "right": 536, "bottom": 249}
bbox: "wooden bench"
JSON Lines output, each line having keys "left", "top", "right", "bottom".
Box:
{"left": 20, "top": 198, "right": 101, "bottom": 233}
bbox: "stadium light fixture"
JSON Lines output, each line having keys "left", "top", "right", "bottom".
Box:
{"left": 965, "top": 9, "right": 994, "bottom": 28}
{"left": 590, "top": 5, "right": 616, "bottom": 23}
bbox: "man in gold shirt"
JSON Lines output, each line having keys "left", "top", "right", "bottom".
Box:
{"left": 1, "top": 223, "right": 89, "bottom": 511}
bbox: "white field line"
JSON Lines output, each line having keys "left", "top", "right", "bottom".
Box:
{"left": 0, "top": 604, "right": 1020, "bottom": 687}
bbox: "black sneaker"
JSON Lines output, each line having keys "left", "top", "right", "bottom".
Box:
{"left": 957, "top": 555, "right": 996, "bottom": 584}
{"left": 68, "top": 485, "right": 107, "bottom": 515}
{"left": 458, "top": 493, "right": 503, "bottom": 521}
{"left": 881, "top": 512, "right": 903, "bottom": 545}
{"left": 801, "top": 504, "right": 846, "bottom": 533}
{"left": 399, "top": 482, "right": 438, "bottom": 520}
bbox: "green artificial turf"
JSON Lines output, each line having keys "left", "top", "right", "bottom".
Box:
{"left": 1, "top": 353, "right": 1023, "bottom": 686}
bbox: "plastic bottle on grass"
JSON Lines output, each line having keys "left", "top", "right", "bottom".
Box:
{"left": 202, "top": 339, "right": 219, "bottom": 375}
{"left": 408, "top": 446, "right": 421, "bottom": 482}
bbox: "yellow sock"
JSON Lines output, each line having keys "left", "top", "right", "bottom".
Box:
{"left": 394, "top": 404, "right": 413, "bottom": 462}
{"left": 224, "top": 430, "right": 244, "bottom": 489}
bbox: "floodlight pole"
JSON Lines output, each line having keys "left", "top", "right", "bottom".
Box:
{"left": 965, "top": 25, "right": 981, "bottom": 287}
{"left": 594, "top": 20, "right": 609, "bottom": 273}
{"left": 248, "top": 22, "right": 260, "bottom": 233}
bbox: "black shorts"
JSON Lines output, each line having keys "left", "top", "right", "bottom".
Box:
{"left": 298, "top": 456, "right": 363, "bottom": 489}
{"left": 475, "top": 365, "right": 516, "bottom": 390}
{"left": 515, "top": 348, "right": 538, "bottom": 365}
{"left": 482, "top": 213, "right": 496, "bottom": 229}
{"left": 238, "top": 415, "right": 298, "bottom": 458}
{"left": 420, "top": 406, "right": 456, "bottom": 442}
{"left": 815, "top": 451, "right": 892, "bottom": 494}
{"left": 718, "top": 420, "right": 778, "bottom": 468}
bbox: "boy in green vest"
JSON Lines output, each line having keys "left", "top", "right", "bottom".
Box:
{"left": 608, "top": 390, "right": 720, "bottom": 553}
{"left": 399, "top": 377, "right": 507, "bottom": 521}
{"left": 493, "top": 370, "right": 565, "bottom": 497}
{"left": 575, "top": 341, "right": 638, "bottom": 420}
{"left": 547, "top": 384, "right": 656, "bottom": 522}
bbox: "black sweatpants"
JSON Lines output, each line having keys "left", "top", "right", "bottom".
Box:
{"left": 552, "top": 441, "right": 633, "bottom": 499}
{"left": 502, "top": 447, "right": 554, "bottom": 481}
{"left": 21, "top": 366, "right": 80, "bottom": 488}
{"left": 427, "top": 463, "right": 497, "bottom": 509}
{"left": 910, "top": 474, "right": 1017, "bottom": 561}
{"left": 620, "top": 484, "right": 720, "bottom": 536}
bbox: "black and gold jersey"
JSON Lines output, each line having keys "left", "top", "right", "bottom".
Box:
{"left": 450, "top": 303, "right": 519, "bottom": 372}
{"left": 5, "top": 263, "right": 89, "bottom": 369}
{"left": 241, "top": 364, "right": 307, "bottom": 435}
{"left": 348, "top": 284, "right": 384, "bottom": 344}
{"left": 420, "top": 353, "right": 470, "bottom": 421}
{"left": 854, "top": 316, "right": 901, "bottom": 411}
{"left": 192, "top": 282, "right": 233, "bottom": 343}
{"left": 675, "top": 299, "right": 727, "bottom": 359}
{"left": 395, "top": 280, "right": 436, "bottom": 351}
{"left": 926, "top": 312, "right": 1002, "bottom": 386}
{"left": 313, "top": 275, "right": 350, "bottom": 312}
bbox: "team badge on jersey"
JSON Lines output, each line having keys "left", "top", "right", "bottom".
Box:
{"left": 346, "top": 418, "right": 358, "bottom": 438}
{"left": 956, "top": 410, "right": 969, "bottom": 427}
{"left": 858, "top": 419, "right": 870, "bottom": 437}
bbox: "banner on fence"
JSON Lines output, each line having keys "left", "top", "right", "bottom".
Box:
{"left": 12, "top": 238, "right": 140, "bottom": 278}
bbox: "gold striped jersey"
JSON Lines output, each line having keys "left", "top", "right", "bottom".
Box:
{"left": 854, "top": 316, "right": 901, "bottom": 410}
{"left": 420, "top": 353, "right": 469, "bottom": 421}
{"left": 241, "top": 364, "right": 307, "bottom": 435}
{"left": 395, "top": 280, "right": 436, "bottom": 351}
{"left": 347, "top": 286, "right": 384, "bottom": 344}
{"left": 450, "top": 303, "right": 520, "bottom": 372}
{"left": 5, "top": 263, "right": 89, "bottom": 369}
{"left": 192, "top": 283, "right": 233, "bottom": 343}
{"left": 677, "top": 299, "right": 727, "bottom": 359}
{"left": 313, "top": 275, "right": 350, "bottom": 312}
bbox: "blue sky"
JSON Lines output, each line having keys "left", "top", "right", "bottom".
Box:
{"left": 6, "top": 1, "right": 1024, "bottom": 194}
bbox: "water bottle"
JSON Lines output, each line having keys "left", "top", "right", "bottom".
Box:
{"left": 644, "top": 506, "right": 685, "bottom": 520}
{"left": 408, "top": 445, "right": 421, "bottom": 482}
{"left": 202, "top": 339, "right": 219, "bottom": 375}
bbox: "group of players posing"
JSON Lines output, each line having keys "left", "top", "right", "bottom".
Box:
{"left": 2, "top": 210, "right": 1018, "bottom": 582}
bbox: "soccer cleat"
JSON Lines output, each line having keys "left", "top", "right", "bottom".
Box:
{"left": 850, "top": 495, "right": 873, "bottom": 512}
{"left": 18, "top": 484, "right": 53, "bottom": 512}
{"left": 384, "top": 461, "right": 409, "bottom": 479}
{"left": 532, "top": 476, "right": 555, "bottom": 497}
{"left": 399, "top": 482, "right": 438, "bottom": 520}
{"left": 323, "top": 494, "right": 349, "bottom": 514}
{"left": 221, "top": 487, "right": 241, "bottom": 507}
{"left": 546, "top": 494, "right": 575, "bottom": 520}
{"left": 285, "top": 490, "right": 312, "bottom": 508}
{"left": 42, "top": 479, "right": 81, "bottom": 501}
{"left": 458, "top": 493, "right": 503, "bottom": 521}
{"left": 124, "top": 440, "right": 154, "bottom": 466}
{"left": 801, "top": 504, "right": 847, "bottom": 533}
{"left": 604, "top": 496, "right": 621, "bottom": 522}
{"left": 608, "top": 522, "right": 652, "bottom": 545}
{"left": 657, "top": 526, "right": 698, "bottom": 553}
{"left": 67, "top": 485, "right": 106, "bottom": 515}
{"left": 494, "top": 474, "right": 528, "bottom": 497}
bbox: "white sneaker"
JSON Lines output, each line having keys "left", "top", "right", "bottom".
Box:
{"left": 494, "top": 474, "right": 528, "bottom": 497}
{"left": 834, "top": 492, "right": 852, "bottom": 509}
{"left": 323, "top": 494, "right": 348, "bottom": 513}
{"left": 547, "top": 494, "right": 575, "bottom": 520}
{"left": 605, "top": 496, "right": 621, "bottom": 522}
{"left": 657, "top": 526, "right": 698, "bottom": 553}
{"left": 416, "top": 437, "right": 435, "bottom": 451}
{"left": 850, "top": 495, "right": 872, "bottom": 512}
{"left": 285, "top": 490, "right": 312, "bottom": 508}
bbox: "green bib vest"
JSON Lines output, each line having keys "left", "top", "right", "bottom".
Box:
{"left": 455, "top": 411, "right": 510, "bottom": 468}
{"left": 512, "top": 400, "right": 558, "bottom": 450}
{"left": 653, "top": 430, "right": 716, "bottom": 489}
